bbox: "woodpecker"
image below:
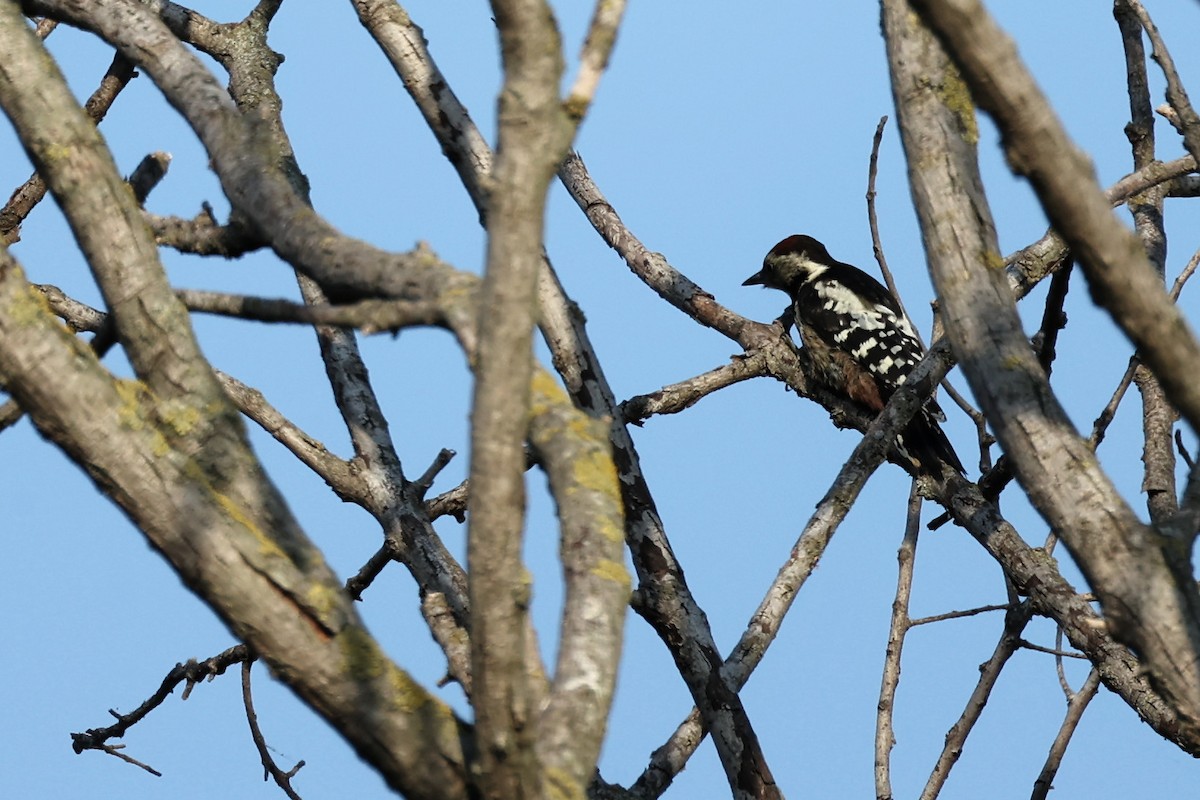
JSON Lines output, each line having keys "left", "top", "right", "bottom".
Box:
{"left": 743, "top": 234, "right": 964, "bottom": 475}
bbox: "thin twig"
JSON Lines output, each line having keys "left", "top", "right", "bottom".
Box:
{"left": 91, "top": 743, "right": 162, "bottom": 777}
{"left": 1168, "top": 246, "right": 1200, "bottom": 301}
{"left": 867, "top": 115, "right": 905, "bottom": 313}
{"left": 1128, "top": 0, "right": 1200, "bottom": 164}
{"left": 1033, "top": 261, "right": 1074, "bottom": 376}
{"left": 217, "top": 371, "right": 356, "bottom": 487}
{"left": 1055, "top": 626, "right": 1073, "bottom": 699}
{"left": 1018, "top": 640, "right": 1089, "bottom": 659}
{"left": 920, "top": 603, "right": 1033, "bottom": 799}
{"left": 126, "top": 151, "right": 172, "bottom": 205}
{"left": 1, "top": 51, "right": 136, "bottom": 243}
{"left": 71, "top": 645, "right": 251, "bottom": 759}
{"left": 1089, "top": 358, "right": 1139, "bottom": 449}
{"left": 1176, "top": 430, "right": 1196, "bottom": 471}
{"left": 908, "top": 603, "right": 1010, "bottom": 627}
{"left": 413, "top": 448, "right": 457, "bottom": 495}
{"left": 564, "top": 0, "right": 627, "bottom": 122}
{"left": 242, "top": 660, "right": 305, "bottom": 800}
{"left": 345, "top": 536, "right": 401, "bottom": 601}
{"left": 1030, "top": 669, "right": 1103, "bottom": 800}
{"left": 178, "top": 287, "right": 446, "bottom": 332}
{"left": 943, "top": 379, "right": 990, "bottom": 466}
{"left": 875, "top": 482, "right": 922, "bottom": 800}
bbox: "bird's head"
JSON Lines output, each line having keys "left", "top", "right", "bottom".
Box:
{"left": 742, "top": 234, "right": 835, "bottom": 293}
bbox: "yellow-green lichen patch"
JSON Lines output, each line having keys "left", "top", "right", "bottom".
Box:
{"left": 530, "top": 372, "right": 617, "bottom": 466}
{"left": 530, "top": 368, "right": 569, "bottom": 417}
{"left": 938, "top": 68, "right": 979, "bottom": 145}
{"left": 304, "top": 581, "right": 344, "bottom": 628}
{"left": 563, "top": 93, "right": 590, "bottom": 123}
{"left": 207, "top": 482, "right": 289, "bottom": 561}
{"left": 438, "top": 271, "right": 480, "bottom": 309}
{"left": 339, "top": 625, "right": 387, "bottom": 682}
{"left": 569, "top": 447, "right": 620, "bottom": 497}
{"left": 544, "top": 765, "right": 587, "bottom": 800}
{"left": 386, "top": 661, "right": 446, "bottom": 716}
{"left": 6, "top": 280, "right": 55, "bottom": 327}
{"left": 157, "top": 397, "right": 204, "bottom": 438}
{"left": 40, "top": 142, "right": 75, "bottom": 164}
{"left": 590, "top": 557, "right": 631, "bottom": 590}
{"left": 113, "top": 379, "right": 152, "bottom": 432}
{"left": 339, "top": 626, "right": 449, "bottom": 717}
{"left": 1002, "top": 354, "right": 1027, "bottom": 370}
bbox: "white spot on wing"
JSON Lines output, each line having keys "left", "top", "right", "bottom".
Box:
{"left": 852, "top": 338, "right": 878, "bottom": 359}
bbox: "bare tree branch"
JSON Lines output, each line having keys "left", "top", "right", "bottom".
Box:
{"left": 875, "top": 484, "right": 922, "bottom": 800}
{"left": 564, "top": 0, "right": 626, "bottom": 122}
{"left": 11, "top": 2, "right": 1200, "bottom": 797}
{"left": 529, "top": 369, "right": 630, "bottom": 795}
{"left": 1005, "top": 153, "right": 1197, "bottom": 299}
{"left": 0, "top": 240, "right": 475, "bottom": 800}
{"left": 912, "top": 0, "right": 1200, "bottom": 438}
{"left": 907, "top": 0, "right": 1200, "bottom": 744}
{"left": 1030, "top": 669, "right": 1103, "bottom": 800}
{"left": 1127, "top": 0, "right": 1200, "bottom": 165}
{"left": 467, "top": 2, "right": 571, "bottom": 795}
{"left": 620, "top": 353, "right": 768, "bottom": 425}
{"left": 346, "top": 4, "right": 786, "bottom": 793}
{"left": 631, "top": 350, "right": 958, "bottom": 797}
{"left": 883, "top": 0, "right": 1196, "bottom": 755}
{"left": 241, "top": 660, "right": 306, "bottom": 800}
{"left": 72, "top": 644, "right": 251, "bottom": 759}
{"left": 1115, "top": 0, "right": 1180, "bottom": 528}
{"left": 0, "top": 50, "right": 135, "bottom": 244}
{"left": 919, "top": 603, "right": 1033, "bottom": 800}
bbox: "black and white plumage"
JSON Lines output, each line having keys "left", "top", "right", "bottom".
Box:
{"left": 743, "top": 234, "right": 964, "bottom": 475}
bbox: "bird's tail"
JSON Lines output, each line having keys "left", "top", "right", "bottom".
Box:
{"left": 896, "top": 409, "right": 965, "bottom": 477}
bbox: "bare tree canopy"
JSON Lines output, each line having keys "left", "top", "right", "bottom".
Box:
{"left": 2, "top": 2, "right": 1199, "bottom": 799}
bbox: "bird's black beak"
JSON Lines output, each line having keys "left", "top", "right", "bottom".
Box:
{"left": 742, "top": 270, "right": 766, "bottom": 287}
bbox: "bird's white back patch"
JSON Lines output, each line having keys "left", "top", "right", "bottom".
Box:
{"left": 814, "top": 281, "right": 915, "bottom": 336}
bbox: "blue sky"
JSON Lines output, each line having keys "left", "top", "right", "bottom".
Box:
{"left": 3, "top": 2, "right": 1199, "bottom": 797}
